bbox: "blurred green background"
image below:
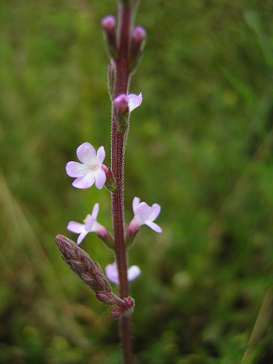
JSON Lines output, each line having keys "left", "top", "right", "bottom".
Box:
{"left": 1, "top": 0, "right": 273, "bottom": 363}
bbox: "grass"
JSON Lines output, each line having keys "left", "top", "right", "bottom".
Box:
{"left": 1, "top": 0, "right": 273, "bottom": 363}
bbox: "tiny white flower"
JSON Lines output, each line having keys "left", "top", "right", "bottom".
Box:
{"left": 66, "top": 142, "right": 106, "bottom": 189}
{"left": 105, "top": 262, "right": 141, "bottom": 285}
{"left": 67, "top": 203, "right": 107, "bottom": 245}
{"left": 128, "top": 197, "right": 162, "bottom": 234}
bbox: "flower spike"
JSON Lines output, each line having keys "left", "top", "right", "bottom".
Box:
{"left": 105, "top": 262, "right": 141, "bottom": 285}
{"left": 67, "top": 203, "right": 114, "bottom": 247}
{"left": 66, "top": 142, "right": 106, "bottom": 189}
{"left": 55, "top": 235, "right": 135, "bottom": 318}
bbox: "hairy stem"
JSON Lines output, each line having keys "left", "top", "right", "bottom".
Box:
{"left": 111, "top": 2, "right": 133, "bottom": 364}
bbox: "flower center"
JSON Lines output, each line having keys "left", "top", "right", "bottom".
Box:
{"left": 89, "top": 162, "right": 100, "bottom": 171}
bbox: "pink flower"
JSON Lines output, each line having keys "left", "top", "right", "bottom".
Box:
{"left": 128, "top": 197, "right": 162, "bottom": 234}
{"left": 67, "top": 203, "right": 108, "bottom": 245}
{"left": 105, "top": 262, "right": 141, "bottom": 285}
{"left": 66, "top": 142, "right": 106, "bottom": 189}
{"left": 113, "top": 93, "right": 142, "bottom": 113}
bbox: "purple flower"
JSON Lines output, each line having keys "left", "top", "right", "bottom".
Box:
{"left": 66, "top": 142, "right": 106, "bottom": 189}
{"left": 128, "top": 197, "right": 162, "bottom": 234}
{"left": 67, "top": 203, "right": 108, "bottom": 245}
{"left": 105, "top": 262, "right": 141, "bottom": 285}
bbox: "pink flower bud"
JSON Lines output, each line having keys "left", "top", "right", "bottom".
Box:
{"left": 114, "top": 94, "right": 129, "bottom": 114}
{"left": 101, "top": 15, "right": 116, "bottom": 32}
{"left": 130, "top": 26, "right": 146, "bottom": 70}
{"left": 101, "top": 15, "right": 118, "bottom": 59}
{"left": 110, "top": 296, "right": 135, "bottom": 319}
{"left": 132, "top": 26, "right": 146, "bottom": 44}
{"left": 107, "top": 59, "right": 116, "bottom": 97}
{"left": 113, "top": 93, "right": 143, "bottom": 132}
{"left": 101, "top": 164, "right": 116, "bottom": 192}
{"left": 113, "top": 94, "right": 129, "bottom": 132}
{"left": 111, "top": 309, "right": 123, "bottom": 319}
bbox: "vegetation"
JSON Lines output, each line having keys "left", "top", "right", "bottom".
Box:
{"left": 1, "top": 0, "right": 273, "bottom": 363}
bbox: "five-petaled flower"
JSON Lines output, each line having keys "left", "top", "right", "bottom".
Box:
{"left": 105, "top": 262, "right": 141, "bottom": 285}
{"left": 66, "top": 142, "right": 106, "bottom": 189}
{"left": 67, "top": 203, "right": 108, "bottom": 245}
{"left": 128, "top": 197, "right": 162, "bottom": 235}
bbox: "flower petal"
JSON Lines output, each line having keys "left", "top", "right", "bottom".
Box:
{"left": 95, "top": 169, "right": 106, "bottom": 189}
{"left": 145, "top": 221, "right": 162, "bottom": 233}
{"left": 84, "top": 215, "right": 95, "bottom": 232}
{"left": 147, "top": 203, "right": 161, "bottom": 222}
{"left": 127, "top": 265, "right": 141, "bottom": 281}
{"left": 72, "top": 172, "right": 95, "bottom": 189}
{"left": 135, "top": 202, "right": 152, "bottom": 223}
{"left": 77, "top": 231, "right": 88, "bottom": 245}
{"left": 97, "top": 146, "right": 106, "bottom": 164}
{"left": 66, "top": 161, "right": 87, "bottom": 178}
{"left": 67, "top": 221, "right": 85, "bottom": 234}
{"left": 76, "top": 142, "right": 96, "bottom": 164}
{"left": 132, "top": 197, "right": 141, "bottom": 212}
{"left": 92, "top": 203, "right": 99, "bottom": 220}
{"left": 105, "top": 262, "right": 119, "bottom": 285}
{"left": 127, "top": 93, "right": 142, "bottom": 112}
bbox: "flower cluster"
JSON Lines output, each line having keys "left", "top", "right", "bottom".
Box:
{"left": 65, "top": 93, "right": 162, "bottom": 285}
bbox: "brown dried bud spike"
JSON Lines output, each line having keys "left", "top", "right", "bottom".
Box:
{"left": 55, "top": 234, "right": 110, "bottom": 293}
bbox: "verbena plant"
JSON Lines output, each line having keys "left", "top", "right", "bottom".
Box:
{"left": 55, "top": 1, "right": 161, "bottom": 362}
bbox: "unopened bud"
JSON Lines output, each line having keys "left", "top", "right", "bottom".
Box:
{"left": 96, "top": 291, "right": 116, "bottom": 305}
{"left": 101, "top": 15, "right": 118, "bottom": 59}
{"left": 125, "top": 224, "right": 139, "bottom": 248}
{"left": 110, "top": 296, "right": 135, "bottom": 318}
{"left": 129, "top": 26, "right": 146, "bottom": 71}
{"left": 124, "top": 296, "right": 135, "bottom": 309}
{"left": 111, "top": 309, "right": 123, "bottom": 319}
{"left": 102, "top": 164, "right": 116, "bottom": 192}
{"left": 122, "top": 296, "right": 135, "bottom": 316}
{"left": 107, "top": 59, "right": 116, "bottom": 98}
{"left": 113, "top": 94, "right": 129, "bottom": 133}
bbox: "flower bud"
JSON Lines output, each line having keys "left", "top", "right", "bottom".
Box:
{"left": 107, "top": 59, "right": 116, "bottom": 97}
{"left": 124, "top": 228, "right": 138, "bottom": 248}
{"left": 96, "top": 291, "right": 116, "bottom": 305}
{"left": 101, "top": 15, "right": 118, "bottom": 59}
{"left": 110, "top": 296, "right": 135, "bottom": 318}
{"left": 129, "top": 26, "right": 146, "bottom": 71}
{"left": 111, "top": 309, "right": 123, "bottom": 319}
{"left": 101, "top": 164, "right": 116, "bottom": 192}
{"left": 113, "top": 94, "right": 129, "bottom": 133}
{"left": 123, "top": 296, "right": 135, "bottom": 316}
